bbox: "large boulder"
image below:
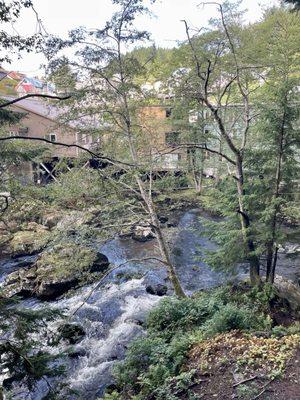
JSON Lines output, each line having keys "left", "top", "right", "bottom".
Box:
{"left": 34, "top": 244, "right": 110, "bottom": 299}
{"left": 274, "top": 275, "right": 300, "bottom": 314}
{"left": 3, "top": 243, "right": 110, "bottom": 300}
{"left": 36, "top": 276, "right": 79, "bottom": 300}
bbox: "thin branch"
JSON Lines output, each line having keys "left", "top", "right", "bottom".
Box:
{"left": 0, "top": 94, "right": 72, "bottom": 108}
{"left": 233, "top": 375, "right": 258, "bottom": 387}
{"left": 0, "top": 136, "right": 135, "bottom": 168}
{"left": 161, "top": 143, "right": 236, "bottom": 165}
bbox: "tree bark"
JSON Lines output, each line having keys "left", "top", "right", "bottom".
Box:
{"left": 266, "top": 109, "right": 286, "bottom": 283}
{"left": 236, "top": 155, "right": 260, "bottom": 285}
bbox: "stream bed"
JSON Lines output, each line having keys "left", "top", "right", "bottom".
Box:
{"left": 0, "top": 209, "right": 299, "bottom": 399}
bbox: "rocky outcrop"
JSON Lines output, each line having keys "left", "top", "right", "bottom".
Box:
{"left": 2, "top": 244, "right": 110, "bottom": 300}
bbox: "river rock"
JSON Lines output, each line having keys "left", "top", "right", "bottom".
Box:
{"left": 58, "top": 323, "right": 86, "bottom": 344}
{"left": 274, "top": 275, "right": 300, "bottom": 314}
{"left": 3, "top": 266, "right": 37, "bottom": 298}
{"left": 131, "top": 221, "right": 155, "bottom": 242}
{"left": 36, "top": 277, "right": 79, "bottom": 300}
{"left": 146, "top": 283, "right": 168, "bottom": 296}
{"left": 90, "top": 253, "right": 110, "bottom": 273}
{"left": 3, "top": 243, "right": 110, "bottom": 300}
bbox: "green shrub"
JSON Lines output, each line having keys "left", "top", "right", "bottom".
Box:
{"left": 201, "top": 303, "right": 271, "bottom": 337}
{"left": 146, "top": 294, "right": 223, "bottom": 339}
{"left": 108, "top": 286, "right": 281, "bottom": 399}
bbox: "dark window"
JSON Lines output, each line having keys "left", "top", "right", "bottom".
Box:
{"left": 45, "top": 133, "right": 56, "bottom": 142}
{"left": 18, "top": 127, "right": 29, "bottom": 135}
{"left": 165, "top": 131, "right": 180, "bottom": 146}
{"left": 165, "top": 108, "right": 172, "bottom": 118}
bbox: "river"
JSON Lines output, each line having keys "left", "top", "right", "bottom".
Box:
{"left": 0, "top": 209, "right": 298, "bottom": 399}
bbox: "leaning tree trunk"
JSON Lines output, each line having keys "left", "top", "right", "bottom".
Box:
{"left": 124, "top": 107, "right": 186, "bottom": 298}
{"left": 136, "top": 177, "right": 186, "bottom": 298}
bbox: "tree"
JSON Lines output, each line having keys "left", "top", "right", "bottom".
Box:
{"left": 175, "top": 3, "right": 299, "bottom": 284}
{"left": 0, "top": 0, "right": 39, "bottom": 65}
{"left": 180, "top": 2, "right": 262, "bottom": 284}
{"left": 247, "top": 8, "right": 300, "bottom": 283}
{"left": 46, "top": 0, "right": 186, "bottom": 297}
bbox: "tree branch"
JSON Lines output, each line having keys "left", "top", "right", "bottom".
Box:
{"left": 163, "top": 143, "right": 236, "bottom": 165}
{"left": 0, "top": 136, "right": 135, "bottom": 168}
{"left": 0, "top": 93, "right": 72, "bottom": 108}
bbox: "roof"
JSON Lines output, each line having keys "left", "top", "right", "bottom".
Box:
{"left": 5, "top": 97, "right": 101, "bottom": 130}
{"left": 7, "top": 97, "right": 62, "bottom": 121}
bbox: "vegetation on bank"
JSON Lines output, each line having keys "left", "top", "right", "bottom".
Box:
{"left": 104, "top": 284, "right": 300, "bottom": 400}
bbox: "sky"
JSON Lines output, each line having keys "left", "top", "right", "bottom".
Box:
{"left": 5, "top": 0, "right": 280, "bottom": 76}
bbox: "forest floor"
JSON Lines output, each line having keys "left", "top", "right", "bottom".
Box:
{"left": 181, "top": 336, "right": 299, "bottom": 400}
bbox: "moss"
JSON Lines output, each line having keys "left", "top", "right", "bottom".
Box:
{"left": 36, "top": 242, "right": 98, "bottom": 281}
{"left": 10, "top": 230, "right": 49, "bottom": 256}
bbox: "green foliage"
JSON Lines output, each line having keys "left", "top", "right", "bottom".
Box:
{"left": 0, "top": 297, "right": 65, "bottom": 395}
{"left": 201, "top": 303, "right": 271, "bottom": 337}
{"left": 44, "top": 168, "right": 103, "bottom": 209}
{"left": 109, "top": 285, "right": 275, "bottom": 399}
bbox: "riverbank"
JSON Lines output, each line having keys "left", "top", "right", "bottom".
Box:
{"left": 103, "top": 283, "right": 300, "bottom": 400}
{"left": 0, "top": 190, "right": 299, "bottom": 399}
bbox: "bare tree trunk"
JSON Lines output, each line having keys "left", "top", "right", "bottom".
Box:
{"left": 191, "top": 149, "right": 203, "bottom": 193}
{"left": 122, "top": 85, "right": 186, "bottom": 297}
{"left": 136, "top": 177, "right": 186, "bottom": 297}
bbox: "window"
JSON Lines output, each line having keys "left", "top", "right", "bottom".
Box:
{"left": 165, "top": 132, "right": 180, "bottom": 146}
{"left": 79, "top": 133, "right": 87, "bottom": 144}
{"left": 165, "top": 108, "right": 172, "bottom": 118}
{"left": 162, "top": 154, "right": 179, "bottom": 169}
{"left": 18, "top": 127, "right": 29, "bottom": 136}
{"left": 45, "top": 134, "right": 56, "bottom": 142}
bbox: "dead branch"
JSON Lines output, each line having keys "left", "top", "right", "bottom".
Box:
{"left": 233, "top": 375, "right": 259, "bottom": 387}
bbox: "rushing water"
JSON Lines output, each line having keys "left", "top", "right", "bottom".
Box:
{"left": 0, "top": 210, "right": 297, "bottom": 399}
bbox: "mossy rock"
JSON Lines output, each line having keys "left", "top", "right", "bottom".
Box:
{"left": 9, "top": 230, "right": 49, "bottom": 257}
{"left": 35, "top": 243, "right": 110, "bottom": 299}
{"left": 36, "top": 243, "right": 101, "bottom": 280}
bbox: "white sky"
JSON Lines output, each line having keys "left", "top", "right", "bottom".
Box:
{"left": 5, "top": 0, "right": 280, "bottom": 76}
